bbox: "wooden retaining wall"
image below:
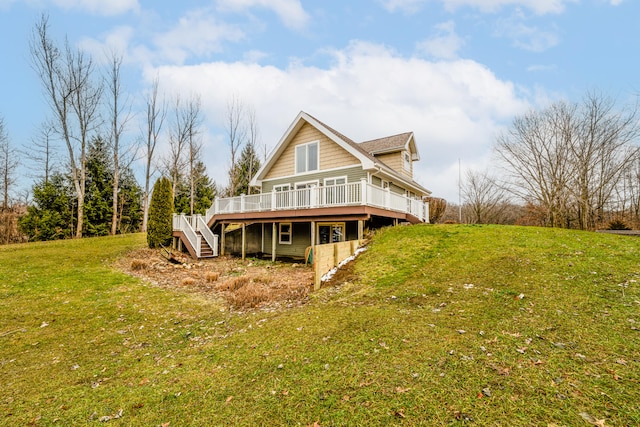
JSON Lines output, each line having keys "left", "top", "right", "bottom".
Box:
{"left": 313, "top": 240, "right": 363, "bottom": 290}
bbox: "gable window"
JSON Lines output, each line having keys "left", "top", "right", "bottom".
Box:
{"left": 403, "top": 151, "right": 411, "bottom": 171}
{"left": 279, "top": 223, "right": 292, "bottom": 244}
{"left": 295, "top": 141, "right": 319, "bottom": 174}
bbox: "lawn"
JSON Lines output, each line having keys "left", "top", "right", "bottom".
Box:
{"left": 0, "top": 226, "right": 638, "bottom": 426}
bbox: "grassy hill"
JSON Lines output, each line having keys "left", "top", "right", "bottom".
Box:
{"left": 0, "top": 226, "right": 638, "bottom": 426}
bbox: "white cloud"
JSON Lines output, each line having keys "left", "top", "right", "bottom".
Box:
{"left": 495, "top": 10, "right": 559, "bottom": 52}
{"left": 416, "top": 21, "right": 464, "bottom": 59}
{"left": 150, "top": 41, "right": 529, "bottom": 201}
{"left": 153, "top": 10, "right": 245, "bottom": 64}
{"left": 79, "top": 26, "right": 136, "bottom": 63}
{"left": 51, "top": 0, "right": 139, "bottom": 15}
{"left": 380, "top": 0, "right": 576, "bottom": 14}
{"left": 216, "top": 0, "right": 310, "bottom": 30}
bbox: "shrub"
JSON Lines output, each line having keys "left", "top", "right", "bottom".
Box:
{"left": 230, "top": 282, "right": 271, "bottom": 309}
{"left": 130, "top": 259, "right": 149, "bottom": 271}
{"left": 215, "top": 275, "right": 250, "bottom": 292}
{"left": 205, "top": 271, "right": 220, "bottom": 282}
{"left": 147, "top": 177, "right": 174, "bottom": 248}
{"left": 607, "top": 219, "right": 631, "bottom": 230}
{"left": 180, "top": 277, "right": 196, "bottom": 286}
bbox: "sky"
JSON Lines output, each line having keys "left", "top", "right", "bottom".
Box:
{"left": 0, "top": 0, "right": 638, "bottom": 203}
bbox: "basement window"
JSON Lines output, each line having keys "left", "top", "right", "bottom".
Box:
{"left": 279, "top": 223, "right": 292, "bottom": 244}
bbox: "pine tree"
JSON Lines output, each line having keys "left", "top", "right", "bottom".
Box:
{"left": 174, "top": 161, "right": 216, "bottom": 215}
{"left": 18, "top": 173, "right": 74, "bottom": 241}
{"left": 84, "top": 136, "right": 112, "bottom": 236}
{"left": 231, "top": 143, "right": 261, "bottom": 196}
{"left": 147, "top": 177, "right": 174, "bottom": 248}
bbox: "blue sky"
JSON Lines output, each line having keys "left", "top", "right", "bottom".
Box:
{"left": 0, "top": 0, "right": 638, "bottom": 202}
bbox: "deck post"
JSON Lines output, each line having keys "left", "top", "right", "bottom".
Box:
{"left": 360, "top": 178, "right": 368, "bottom": 206}
{"left": 272, "top": 222, "right": 277, "bottom": 262}
{"left": 358, "top": 220, "right": 364, "bottom": 240}
{"left": 241, "top": 223, "right": 246, "bottom": 260}
{"left": 425, "top": 201, "right": 430, "bottom": 224}
{"left": 310, "top": 221, "right": 316, "bottom": 263}
{"left": 261, "top": 223, "right": 265, "bottom": 253}
{"left": 220, "top": 224, "right": 226, "bottom": 256}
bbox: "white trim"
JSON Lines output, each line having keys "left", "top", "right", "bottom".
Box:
{"left": 295, "top": 180, "right": 319, "bottom": 189}
{"left": 324, "top": 176, "right": 347, "bottom": 186}
{"left": 279, "top": 222, "right": 292, "bottom": 245}
{"left": 261, "top": 165, "right": 361, "bottom": 184}
{"left": 403, "top": 151, "right": 411, "bottom": 172}
{"left": 251, "top": 111, "right": 376, "bottom": 186}
{"left": 273, "top": 183, "right": 291, "bottom": 192}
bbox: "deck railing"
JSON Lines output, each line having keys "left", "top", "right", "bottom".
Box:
{"left": 172, "top": 213, "right": 219, "bottom": 257}
{"left": 206, "top": 179, "right": 429, "bottom": 223}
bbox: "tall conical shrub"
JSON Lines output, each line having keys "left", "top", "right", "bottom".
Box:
{"left": 147, "top": 177, "right": 174, "bottom": 248}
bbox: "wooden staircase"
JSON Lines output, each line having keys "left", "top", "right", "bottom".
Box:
{"left": 197, "top": 231, "right": 215, "bottom": 258}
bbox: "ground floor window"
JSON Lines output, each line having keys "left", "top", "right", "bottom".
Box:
{"left": 279, "top": 222, "right": 292, "bottom": 244}
{"left": 317, "top": 222, "right": 345, "bottom": 244}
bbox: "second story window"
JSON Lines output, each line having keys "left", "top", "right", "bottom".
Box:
{"left": 295, "top": 141, "right": 319, "bottom": 174}
{"left": 403, "top": 151, "right": 411, "bottom": 172}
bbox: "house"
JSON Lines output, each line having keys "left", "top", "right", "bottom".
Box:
{"left": 172, "top": 111, "right": 431, "bottom": 260}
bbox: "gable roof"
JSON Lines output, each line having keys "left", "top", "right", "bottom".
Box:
{"left": 359, "top": 132, "right": 420, "bottom": 161}
{"left": 250, "top": 111, "right": 430, "bottom": 195}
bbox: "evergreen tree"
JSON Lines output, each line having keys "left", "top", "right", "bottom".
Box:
{"left": 19, "top": 173, "right": 74, "bottom": 241}
{"left": 231, "top": 143, "right": 261, "bottom": 196}
{"left": 84, "top": 136, "right": 113, "bottom": 236}
{"left": 117, "top": 167, "right": 143, "bottom": 233}
{"left": 174, "top": 161, "right": 216, "bottom": 215}
{"left": 147, "top": 176, "right": 173, "bottom": 248}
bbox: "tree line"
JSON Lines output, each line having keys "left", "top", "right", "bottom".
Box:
{"left": 0, "top": 15, "right": 261, "bottom": 244}
{"left": 447, "top": 92, "right": 640, "bottom": 230}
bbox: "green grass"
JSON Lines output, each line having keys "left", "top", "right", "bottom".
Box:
{"left": 1, "top": 226, "right": 639, "bottom": 426}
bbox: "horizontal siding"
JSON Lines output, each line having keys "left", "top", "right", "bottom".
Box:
{"left": 265, "top": 123, "right": 360, "bottom": 180}
{"left": 262, "top": 222, "right": 311, "bottom": 258}
{"left": 376, "top": 152, "right": 413, "bottom": 178}
{"left": 262, "top": 166, "right": 367, "bottom": 193}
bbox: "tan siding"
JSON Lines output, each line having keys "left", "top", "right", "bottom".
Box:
{"left": 262, "top": 166, "right": 366, "bottom": 192}
{"left": 265, "top": 123, "right": 359, "bottom": 180}
{"left": 376, "top": 151, "right": 413, "bottom": 178}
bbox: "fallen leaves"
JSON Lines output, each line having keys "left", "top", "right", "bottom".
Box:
{"left": 579, "top": 412, "right": 610, "bottom": 427}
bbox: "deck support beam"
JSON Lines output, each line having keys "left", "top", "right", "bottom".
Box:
{"left": 241, "top": 223, "right": 246, "bottom": 260}
{"left": 220, "top": 224, "right": 226, "bottom": 256}
{"left": 310, "top": 221, "right": 316, "bottom": 263}
{"left": 357, "top": 220, "right": 364, "bottom": 241}
{"left": 272, "top": 222, "right": 277, "bottom": 262}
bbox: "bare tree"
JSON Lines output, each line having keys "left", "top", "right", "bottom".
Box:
{"left": 0, "top": 116, "right": 18, "bottom": 211}
{"left": 225, "top": 94, "right": 246, "bottom": 196}
{"left": 24, "top": 121, "right": 57, "bottom": 184}
{"left": 163, "top": 95, "right": 189, "bottom": 198}
{"left": 141, "top": 76, "right": 166, "bottom": 232}
{"left": 569, "top": 92, "right": 640, "bottom": 230}
{"left": 245, "top": 105, "right": 260, "bottom": 195}
{"left": 106, "top": 51, "right": 134, "bottom": 235}
{"left": 461, "top": 169, "right": 510, "bottom": 224}
{"left": 495, "top": 101, "right": 576, "bottom": 228}
{"left": 495, "top": 92, "right": 640, "bottom": 230}
{"left": 30, "top": 14, "right": 103, "bottom": 237}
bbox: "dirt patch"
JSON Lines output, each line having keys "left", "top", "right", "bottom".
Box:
{"left": 116, "top": 248, "right": 315, "bottom": 312}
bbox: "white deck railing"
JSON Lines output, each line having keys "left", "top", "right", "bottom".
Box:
{"left": 172, "top": 213, "right": 219, "bottom": 257}
{"left": 205, "top": 179, "right": 429, "bottom": 223}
